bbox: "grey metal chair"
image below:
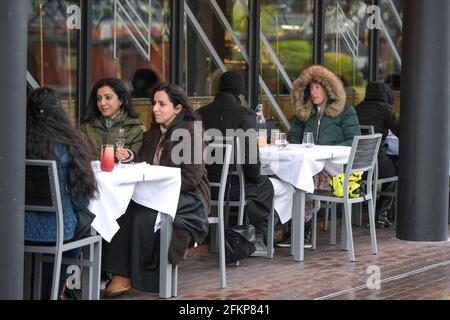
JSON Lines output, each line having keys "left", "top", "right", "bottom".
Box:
{"left": 233, "top": 135, "right": 275, "bottom": 259}
{"left": 307, "top": 134, "right": 382, "bottom": 261}
{"left": 169, "top": 140, "right": 233, "bottom": 297}
{"left": 360, "top": 126, "right": 398, "bottom": 223}
{"left": 209, "top": 135, "right": 274, "bottom": 259}
{"left": 24, "top": 160, "right": 102, "bottom": 300}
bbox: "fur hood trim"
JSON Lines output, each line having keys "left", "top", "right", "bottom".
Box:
{"left": 291, "top": 65, "right": 346, "bottom": 122}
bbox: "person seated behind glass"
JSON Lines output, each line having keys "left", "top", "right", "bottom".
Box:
{"left": 285, "top": 65, "right": 360, "bottom": 245}
{"left": 102, "top": 83, "right": 210, "bottom": 298}
{"left": 25, "top": 87, "right": 98, "bottom": 299}
{"left": 356, "top": 81, "right": 400, "bottom": 227}
{"left": 131, "top": 68, "right": 160, "bottom": 98}
{"left": 80, "top": 77, "right": 145, "bottom": 161}
{"left": 197, "top": 70, "right": 294, "bottom": 253}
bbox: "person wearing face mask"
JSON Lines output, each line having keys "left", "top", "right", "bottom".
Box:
{"left": 80, "top": 77, "right": 145, "bottom": 162}
{"left": 101, "top": 83, "right": 210, "bottom": 298}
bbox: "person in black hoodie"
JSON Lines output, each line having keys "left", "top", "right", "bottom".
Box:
{"left": 197, "top": 70, "right": 275, "bottom": 252}
{"left": 356, "top": 81, "right": 400, "bottom": 177}
{"left": 356, "top": 81, "right": 400, "bottom": 226}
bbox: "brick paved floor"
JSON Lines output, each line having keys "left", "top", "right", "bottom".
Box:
{"left": 106, "top": 223, "right": 450, "bottom": 300}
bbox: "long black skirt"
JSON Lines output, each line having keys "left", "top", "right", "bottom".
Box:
{"left": 102, "top": 200, "right": 160, "bottom": 293}
{"left": 102, "top": 192, "right": 209, "bottom": 293}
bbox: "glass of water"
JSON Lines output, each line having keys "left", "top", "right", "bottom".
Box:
{"left": 275, "top": 132, "right": 288, "bottom": 150}
{"left": 115, "top": 128, "right": 125, "bottom": 163}
{"left": 302, "top": 132, "right": 314, "bottom": 147}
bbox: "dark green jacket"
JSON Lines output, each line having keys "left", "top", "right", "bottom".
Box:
{"left": 80, "top": 114, "right": 145, "bottom": 159}
{"left": 288, "top": 105, "right": 360, "bottom": 146}
{"left": 289, "top": 65, "right": 361, "bottom": 146}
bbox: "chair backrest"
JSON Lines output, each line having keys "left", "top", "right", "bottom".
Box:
{"left": 204, "top": 137, "right": 233, "bottom": 206}
{"left": 359, "top": 125, "right": 375, "bottom": 135}
{"left": 345, "top": 134, "right": 383, "bottom": 198}
{"left": 25, "top": 159, "right": 65, "bottom": 244}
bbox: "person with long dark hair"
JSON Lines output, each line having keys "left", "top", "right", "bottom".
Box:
{"left": 25, "top": 87, "right": 98, "bottom": 299}
{"left": 102, "top": 83, "right": 210, "bottom": 298}
{"left": 81, "top": 77, "right": 145, "bottom": 161}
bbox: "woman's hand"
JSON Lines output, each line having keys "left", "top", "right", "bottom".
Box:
{"left": 116, "top": 148, "right": 133, "bottom": 163}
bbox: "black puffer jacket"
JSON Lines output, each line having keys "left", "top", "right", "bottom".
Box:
{"left": 356, "top": 82, "right": 400, "bottom": 139}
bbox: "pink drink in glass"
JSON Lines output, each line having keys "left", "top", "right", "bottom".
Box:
{"left": 100, "top": 144, "right": 115, "bottom": 172}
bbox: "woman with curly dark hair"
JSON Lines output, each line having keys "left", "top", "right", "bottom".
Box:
{"left": 81, "top": 77, "right": 145, "bottom": 161}
{"left": 25, "top": 87, "right": 98, "bottom": 298}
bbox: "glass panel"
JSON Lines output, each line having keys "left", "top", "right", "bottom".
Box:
{"left": 324, "top": 0, "right": 370, "bottom": 107}
{"left": 260, "top": 0, "right": 314, "bottom": 126}
{"left": 27, "top": 0, "right": 79, "bottom": 119}
{"left": 379, "top": 0, "right": 403, "bottom": 91}
{"left": 185, "top": 0, "right": 249, "bottom": 106}
{"left": 92, "top": 0, "right": 170, "bottom": 92}
{"left": 92, "top": 0, "right": 170, "bottom": 128}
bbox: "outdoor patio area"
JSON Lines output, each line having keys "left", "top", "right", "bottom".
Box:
{"left": 105, "top": 222, "right": 450, "bottom": 300}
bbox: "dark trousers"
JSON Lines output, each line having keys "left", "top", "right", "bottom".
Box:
{"left": 102, "top": 200, "right": 160, "bottom": 293}
{"left": 229, "top": 177, "right": 274, "bottom": 235}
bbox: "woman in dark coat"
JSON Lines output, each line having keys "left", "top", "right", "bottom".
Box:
{"left": 102, "top": 83, "right": 210, "bottom": 298}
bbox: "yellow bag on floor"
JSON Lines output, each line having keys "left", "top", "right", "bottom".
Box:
{"left": 329, "top": 172, "right": 363, "bottom": 198}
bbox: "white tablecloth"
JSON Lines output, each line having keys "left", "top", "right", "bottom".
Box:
{"left": 260, "top": 144, "right": 351, "bottom": 193}
{"left": 88, "top": 162, "right": 181, "bottom": 242}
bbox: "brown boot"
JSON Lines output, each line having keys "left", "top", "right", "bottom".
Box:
{"left": 103, "top": 275, "right": 131, "bottom": 298}
{"left": 168, "top": 227, "right": 191, "bottom": 266}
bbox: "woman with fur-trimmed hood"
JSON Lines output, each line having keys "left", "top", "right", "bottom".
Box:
{"left": 288, "top": 65, "right": 360, "bottom": 146}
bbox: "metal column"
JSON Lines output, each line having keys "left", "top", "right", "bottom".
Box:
{"left": 247, "top": 0, "right": 260, "bottom": 110}
{"left": 0, "top": 0, "right": 27, "bottom": 299}
{"left": 368, "top": 0, "right": 380, "bottom": 82}
{"left": 313, "top": 0, "right": 324, "bottom": 65}
{"left": 77, "top": 0, "right": 93, "bottom": 123}
{"left": 171, "top": 0, "right": 184, "bottom": 86}
{"left": 397, "top": 0, "right": 450, "bottom": 241}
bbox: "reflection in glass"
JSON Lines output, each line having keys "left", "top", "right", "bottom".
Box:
{"left": 92, "top": 0, "right": 170, "bottom": 90}
{"left": 259, "top": 0, "right": 314, "bottom": 125}
{"left": 324, "top": 0, "right": 369, "bottom": 107}
{"left": 378, "top": 0, "right": 403, "bottom": 91}
{"left": 27, "top": 0, "right": 79, "bottom": 118}
{"left": 185, "top": 0, "right": 248, "bottom": 101}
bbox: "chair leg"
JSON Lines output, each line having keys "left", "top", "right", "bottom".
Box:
{"left": 330, "top": 204, "right": 337, "bottom": 245}
{"left": 267, "top": 206, "right": 275, "bottom": 259}
{"left": 23, "top": 253, "right": 33, "bottom": 300}
{"left": 50, "top": 250, "right": 63, "bottom": 300}
{"left": 367, "top": 198, "right": 378, "bottom": 255}
{"left": 312, "top": 210, "right": 317, "bottom": 250}
{"left": 218, "top": 209, "right": 227, "bottom": 289}
{"left": 343, "top": 201, "right": 355, "bottom": 262}
{"left": 93, "top": 241, "right": 102, "bottom": 300}
{"left": 323, "top": 203, "right": 329, "bottom": 231}
{"left": 32, "top": 254, "right": 43, "bottom": 300}
{"left": 171, "top": 266, "right": 178, "bottom": 297}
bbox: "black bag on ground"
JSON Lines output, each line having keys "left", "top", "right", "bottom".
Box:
{"left": 224, "top": 224, "right": 256, "bottom": 264}
{"left": 73, "top": 207, "right": 95, "bottom": 240}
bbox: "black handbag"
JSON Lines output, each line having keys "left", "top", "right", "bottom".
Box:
{"left": 224, "top": 224, "right": 256, "bottom": 264}
{"left": 73, "top": 207, "right": 95, "bottom": 240}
